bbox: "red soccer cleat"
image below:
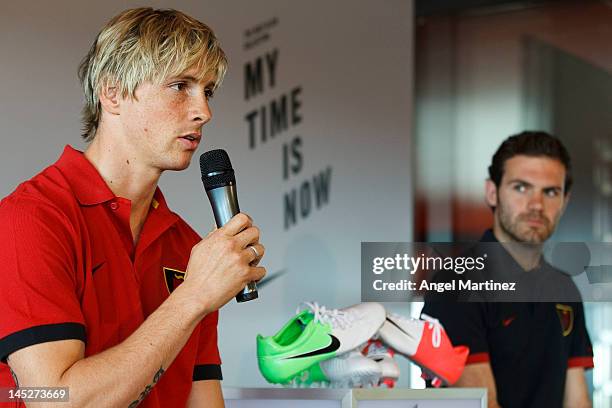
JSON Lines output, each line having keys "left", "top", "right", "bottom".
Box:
{"left": 378, "top": 313, "right": 469, "bottom": 386}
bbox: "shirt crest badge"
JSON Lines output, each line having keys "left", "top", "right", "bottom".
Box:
{"left": 555, "top": 303, "right": 574, "bottom": 337}
{"left": 163, "top": 267, "right": 186, "bottom": 294}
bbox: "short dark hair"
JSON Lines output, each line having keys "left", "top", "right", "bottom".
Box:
{"left": 488, "top": 131, "right": 572, "bottom": 194}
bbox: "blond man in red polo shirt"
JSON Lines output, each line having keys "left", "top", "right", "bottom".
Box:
{"left": 0, "top": 8, "right": 265, "bottom": 407}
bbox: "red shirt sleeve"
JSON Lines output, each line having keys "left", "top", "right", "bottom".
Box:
{"left": 0, "top": 195, "right": 86, "bottom": 362}
{"left": 192, "top": 310, "right": 222, "bottom": 381}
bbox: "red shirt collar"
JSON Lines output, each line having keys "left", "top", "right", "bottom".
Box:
{"left": 54, "top": 145, "right": 114, "bottom": 205}
{"left": 53, "top": 145, "right": 173, "bottom": 214}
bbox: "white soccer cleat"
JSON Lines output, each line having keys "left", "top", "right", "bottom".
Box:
{"left": 319, "top": 350, "right": 382, "bottom": 388}
{"left": 297, "top": 301, "right": 387, "bottom": 355}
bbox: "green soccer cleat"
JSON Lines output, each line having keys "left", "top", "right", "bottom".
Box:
{"left": 257, "top": 302, "right": 386, "bottom": 384}
{"left": 257, "top": 309, "right": 338, "bottom": 384}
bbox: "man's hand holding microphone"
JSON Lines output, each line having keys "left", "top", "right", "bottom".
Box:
{"left": 173, "top": 149, "right": 264, "bottom": 318}
{"left": 181, "top": 212, "right": 265, "bottom": 317}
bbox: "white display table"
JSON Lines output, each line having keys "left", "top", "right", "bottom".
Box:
{"left": 223, "top": 387, "right": 486, "bottom": 408}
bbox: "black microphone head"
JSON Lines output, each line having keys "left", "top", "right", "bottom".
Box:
{"left": 199, "top": 149, "right": 236, "bottom": 191}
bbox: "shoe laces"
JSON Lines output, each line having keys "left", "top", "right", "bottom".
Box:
{"left": 420, "top": 313, "right": 442, "bottom": 348}
{"left": 297, "top": 301, "right": 358, "bottom": 330}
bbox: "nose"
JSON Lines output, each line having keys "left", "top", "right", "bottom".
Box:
{"left": 190, "top": 93, "right": 212, "bottom": 125}
{"left": 527, "top": 191, "right": 544, "bottom": 211}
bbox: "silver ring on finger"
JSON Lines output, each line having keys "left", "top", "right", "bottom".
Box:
{"left": 248, "top": 245, "right": 260, "bottom": 260}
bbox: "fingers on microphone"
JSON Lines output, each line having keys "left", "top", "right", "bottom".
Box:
{"left": 237, "top": 226, "right": 260, "bottom": 248}
{"left": 221, "top": 213, "right": 252, "bottom": 236}
{"left": 250, "top": 266, "right": 266, "bottom": 282}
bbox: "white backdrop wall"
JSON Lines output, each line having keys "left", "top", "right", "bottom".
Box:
{"left": 0, "top": 0, "right": 414, "bottom": 386}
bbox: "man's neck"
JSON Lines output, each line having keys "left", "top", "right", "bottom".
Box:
{"left": 492, "top": 223, "right": 542, "bottom": 272}
{"left": 84, "top": 136, "right": 161, "bottom": 244}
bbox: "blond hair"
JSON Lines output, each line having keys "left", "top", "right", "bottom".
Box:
{"left": 78, "top": 7, "right": 227, "bottom": 141}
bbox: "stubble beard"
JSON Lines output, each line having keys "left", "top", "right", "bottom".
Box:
{"left": 497, "top": 200, "right": 557, "bottom": 244}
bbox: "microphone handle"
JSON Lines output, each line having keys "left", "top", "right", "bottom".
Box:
{"left": 207, "top": 185, "right": 240, "bottom": 227}
{"left": 206, "top": 185, "right": 259, "bottom": 303}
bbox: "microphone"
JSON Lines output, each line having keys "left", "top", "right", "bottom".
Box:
{"left": 199, "top": 149, "right": 259, "bottom": 303}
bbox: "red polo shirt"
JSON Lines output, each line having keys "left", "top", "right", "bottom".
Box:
{"left": 0, "top": 146, "right": 221, "bottom": 407}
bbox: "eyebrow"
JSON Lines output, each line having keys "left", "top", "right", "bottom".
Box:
{"left": 170, "top": 75, "right": 216, "bottom": 87}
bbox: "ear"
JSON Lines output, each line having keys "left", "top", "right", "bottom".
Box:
{"left": 99, "top": 82, "right": 121, "bottom": 115}
{"left": 485, "top": 179, "right": 498, "bottom": 208}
